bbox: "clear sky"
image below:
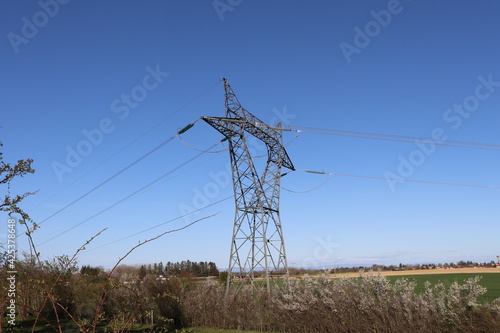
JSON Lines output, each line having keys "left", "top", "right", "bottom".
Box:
{"left": 1, "top": 0, "right": 499, "bottom": 270}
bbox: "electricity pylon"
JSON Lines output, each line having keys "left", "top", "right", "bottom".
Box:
{"left": 203, "top": 78, "right": 294, "bottom": 293}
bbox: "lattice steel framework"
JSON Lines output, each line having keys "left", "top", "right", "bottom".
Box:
{"left": 203, "top": 78, "right": 294, "bottom": 293}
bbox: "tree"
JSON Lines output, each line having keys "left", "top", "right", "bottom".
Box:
{"left": 139, "top": 265, "right": 147, "bottom": 280}
{"left": 0, "top": 141, "right": 36, "bottom": 222}
{"left": 218, "top": 271, "right": 228, "bottom": 285}
{"left": 158, "top": 261, "right": 164, "bottom": 275}
{"left": 81, "top": 265, "right": 103, "bottom": 277}
{"left": 208, "top": 262, "right": 219, "bottom": 276}
{"left": 0, "top": 141, "right": 39, "bottom": 324}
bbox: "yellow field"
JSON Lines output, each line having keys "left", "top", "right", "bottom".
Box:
{"left": 329, "top": 267, "right": 500, "bottom": 278}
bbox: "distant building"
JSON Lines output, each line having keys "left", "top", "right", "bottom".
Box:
{"left": 497, "top": 256, "right": 500, "bottom": 265}
{"left": 156, "top": 274, "right": 167, "bottom": 282}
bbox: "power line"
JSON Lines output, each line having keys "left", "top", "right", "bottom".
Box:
{"left": 82, "top": 196, "right": 232, "bottom": 253}
{"left": 176, "top": 133, "right": 228, "bottom": 153}
{"left": 290, "top": 128, "right": 500, "bottom": 151}
{"left": 281, "top": 174, "right": 332, "bottom": 193}
{"left": 139, "top": 145, "right": 223, "bottom": 193}
{"left": 293, "top": 169, "right": 500, "bottom": 190}
{"left": 37, "top": 141, "right": 223, "bottom": 246}
{"left": 202, "top": 117, "right": 500, "bottom": 151}
{"left": 291, "top": 125, "right": 500, "bottom": 149}
{"left": 38, "top": 120, "right": 200, "bottom": 225}
{"left": 30, "top": 79, "right": 222, "bottom": 212}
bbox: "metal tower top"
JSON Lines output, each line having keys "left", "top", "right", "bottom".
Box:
{"left": 206, "top": 78, "right": 295, "bottom": 171}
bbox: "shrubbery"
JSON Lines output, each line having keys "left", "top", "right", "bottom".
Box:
{"left": 182, "top": 272, "right": 500, "bottom": 333}
{"left": 2, "top": 257, "right": 500, "bottom": 332}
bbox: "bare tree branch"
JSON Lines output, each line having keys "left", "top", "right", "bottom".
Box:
{"left": 91, "top": 213, "right": 219, "bottom": 332}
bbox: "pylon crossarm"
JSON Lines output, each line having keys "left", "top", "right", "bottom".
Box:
{"left": 202, "top": 116, "right": 294, "bottom": 170}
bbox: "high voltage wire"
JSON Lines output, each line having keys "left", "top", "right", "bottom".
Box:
{"left": 281, "top": 174, "right": 332, "bottom": 193}
{"left": 31, "top": 79, "right": 223, "bottom": 212}
{"left": 39, "top": 135, "right": 175, "bottom": 224}
{"left": 38, "top": 128, "right": 499, "bottom": 248}
{"left": 78, "top": 166, "right": 499, "bottom": 250}
{"left": 290, "top": 128, "right": 500, "bottom": 151}
{"left": 202, "top": 117, "right": 500, "bottom": 151}
{"left": 36, "top": 111, "right": 498, "bottom": 241}
{"left": 82, "top": 196, "right": 232, "bottom": 253}
{"left": 177, "top": 133, "right": 228, "bottom": 153}
{"left": 290, "top": 169, "right": 500, "bottom": 190}
{"left": 39, "top": 115, "right": 498, "bottom": 225}
{"left": 38, "top": 120, "right": 201, "bottom": 225}
{"left": 38, "top": 141, "right": 224, "bottom": 246}
{"left": 285, "top": 127, "right": 500, "bottom": 151}
{"left": 291, "top": 125, "right": 500, "bottom": 149}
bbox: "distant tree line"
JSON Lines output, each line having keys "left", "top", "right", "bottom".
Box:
{"left": 289, "top": 260, "right": 499, "bottom": 275}
{"left": 138, "top": 260, "right": 219, "bottom": 278}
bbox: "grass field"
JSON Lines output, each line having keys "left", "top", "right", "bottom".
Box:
{"left": 237, "top": 270, "right": 500, "bottom": 302}
{"left": 387, "top": 273, "right": 500, "bottom": 303}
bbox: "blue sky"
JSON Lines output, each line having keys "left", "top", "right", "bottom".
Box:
{"left": 1, "top": 0, "right": 499, "bottom": 270}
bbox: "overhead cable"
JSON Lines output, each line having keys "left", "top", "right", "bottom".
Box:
{"left": 201, "top": 117, "right": 500, "bottom": 151}
{"left": 82, "top": 196, "right": 232, "bottom": 253}
{"left": 37, "top": 140, "right": 223, "bottom": 245}
{"left": 31, "top": 79, "right": 222, "bottom": 212}
{"left": 293, "top": 169, "right": 500, "bottom": 190}
{"left": 39, "top": 120, "right": 199, "bottom": 225}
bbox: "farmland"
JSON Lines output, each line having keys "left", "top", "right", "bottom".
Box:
{"left": 329, "top": 267, "right": 500, "bottom": 302}
{"left": 387, "top": 272, "right": 500, "bottom": 303}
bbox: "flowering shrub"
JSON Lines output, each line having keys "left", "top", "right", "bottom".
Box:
{"left": 182, "top": 272, "right": 500, "bottom": 332}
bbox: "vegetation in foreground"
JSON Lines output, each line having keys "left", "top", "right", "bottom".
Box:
{"left": 4, "top": 264, "right": 500, "bottom": 332}
{"left": 183, "top": 272, "right": 500, "bottom": 333}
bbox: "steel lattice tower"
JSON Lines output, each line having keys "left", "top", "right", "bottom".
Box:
{"left": 203, "top": 78, "right": 294, "bottom": 293}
